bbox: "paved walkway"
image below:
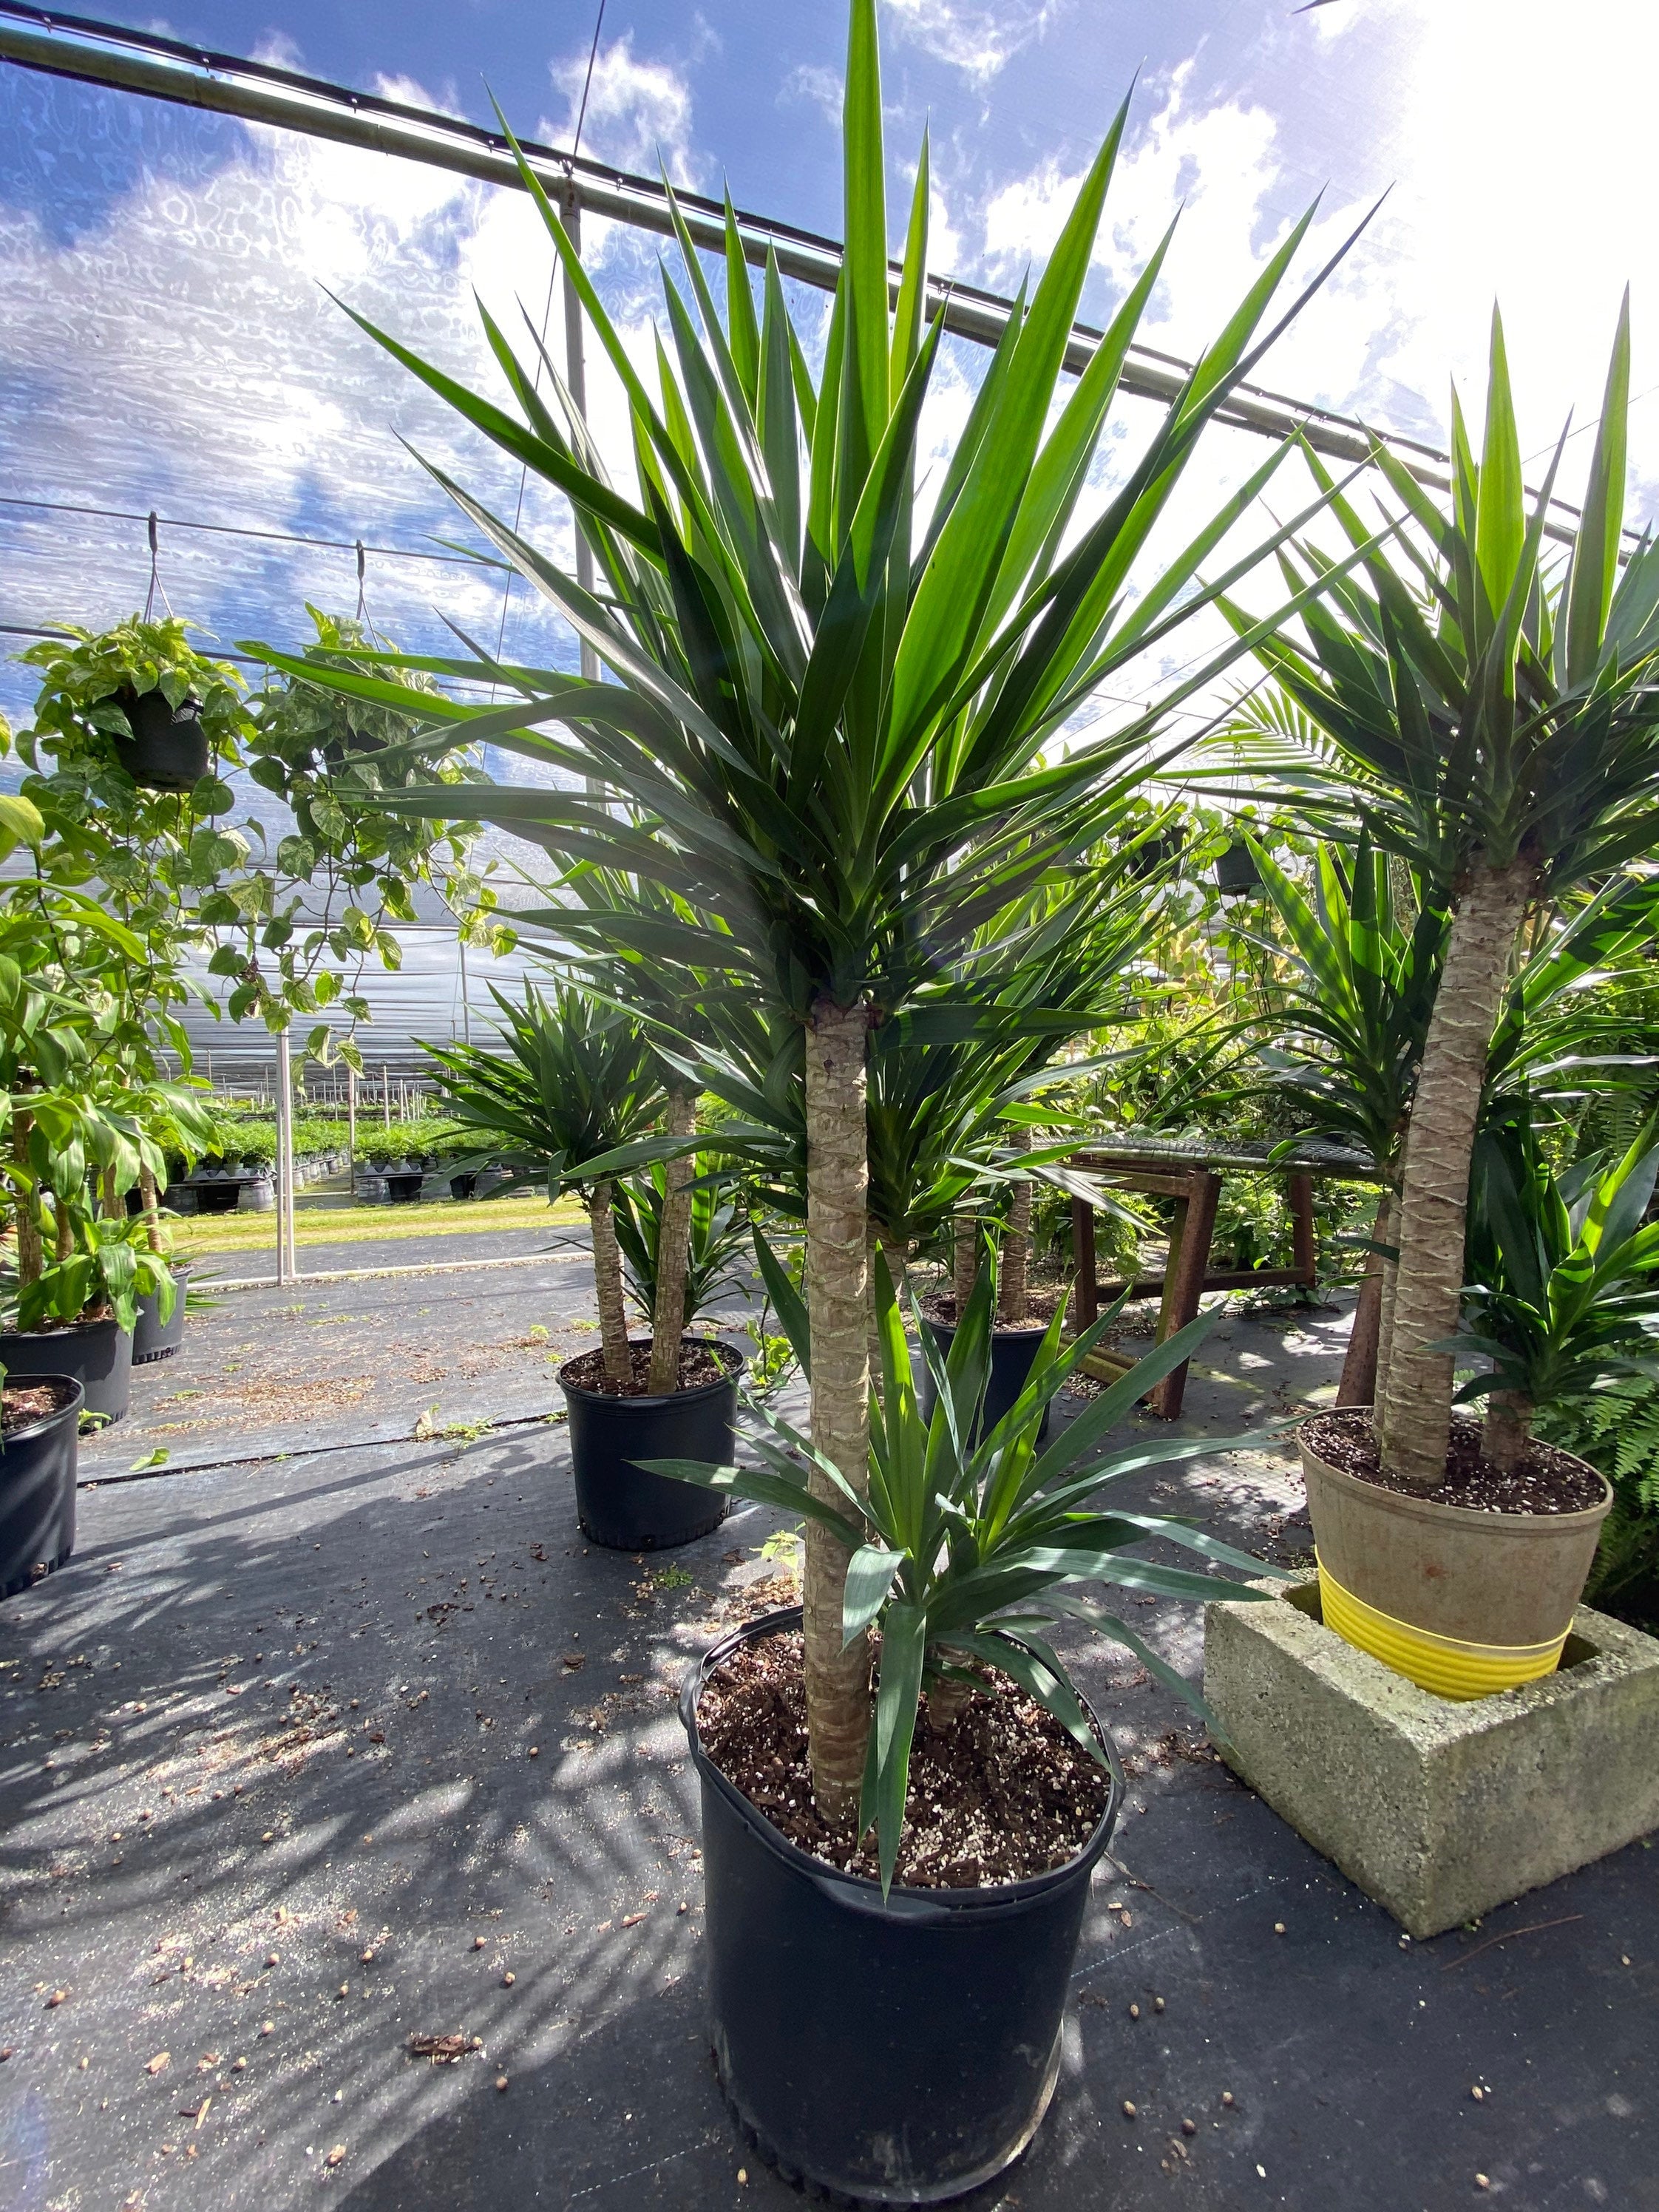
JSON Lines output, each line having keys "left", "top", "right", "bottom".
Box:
{"left": 2, "top": 1282, "right": 1653, "bottom": 2211}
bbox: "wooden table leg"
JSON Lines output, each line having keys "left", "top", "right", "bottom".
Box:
{"left": 1147, "top": 1168, "right": 1222, "bottom": 1419}
{"left": 1071, "top": 1195, "right": 1098, "bottom": 1330}
{"left": 1289, "top": 1172, "right": 1317, "bottom": 1287}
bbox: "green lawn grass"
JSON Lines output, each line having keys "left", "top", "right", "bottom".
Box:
{"left": 172, "top": 1190, "right": 585, "bottom": 1259}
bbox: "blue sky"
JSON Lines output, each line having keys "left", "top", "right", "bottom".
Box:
{"left": 1, "top": 0, "right": 1655, "bottom": 733}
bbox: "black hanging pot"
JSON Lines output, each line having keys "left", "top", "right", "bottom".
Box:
{"left": 1214, "top": 838, "right": 1262, "bottom": 897}
{"left": 133, "top": 1262, "right": 190, "bottom": 1365}
{"left": 384, "top": 1170, "right": 424, "bottom": 1204}
{"left": 683, "top": 1608, "right": 1122, "bottom": 2204}
{"left": 0, "top": 1317, "right": 132, "bottom": 1424}
{"left": 0, "top": 1375, "right": 84, "bottom": 1601}
{"left": 918, "top": 1316, "right": 1052, "bottom": 1446}
{"left": 113, "top": 685, "right": 209, "bottom": 792}
{"left": 1127, "top": 823, "right": 1187, "bottom": 881}
{"left": 560, "top": 1340, "right": 738, "bottom": 1550}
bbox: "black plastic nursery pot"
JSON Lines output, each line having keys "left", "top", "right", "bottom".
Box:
{"left": 0, "top": 1376, "right": 84, "bottom": 1601}
{"left": 384, "top": 1171, "right": 424, "bottom": 1204}
{"left": 918, "top": 1317, "right": 1052, "bottom": 1446}
{"left": 682, "top": 1608, "right": 1122, "bottom": 2205}
{"left": 113, "top": 686, "right": 209, "bottom": 791}
{"left": 132, "top": 1263, "right": 191, "bottom": 1365}
{"left": 0, "top": 1317, "right": 132, "bottom": 1425}
{"left": 560, "top": 1341, "right": 739, "bottom": 1551}
{"left": 448, "top": 1171, "right": 478, "bottom": 1201}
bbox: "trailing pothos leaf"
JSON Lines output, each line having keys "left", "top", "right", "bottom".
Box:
{"left": 645, "top": 1244, "right": 1288, "bottom": 1892}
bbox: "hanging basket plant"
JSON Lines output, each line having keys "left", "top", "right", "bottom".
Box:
{"left": 1214, "top": 836, "right": 1263, "bottom": 897}
{"left": 112, "top": 683, "right": 209, "bottom": 791}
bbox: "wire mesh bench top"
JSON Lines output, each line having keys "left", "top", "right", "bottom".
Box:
{"left": 1073, "top": 1132, "right": 1381, "bottom": 1179}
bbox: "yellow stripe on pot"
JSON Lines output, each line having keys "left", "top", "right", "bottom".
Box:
{"left": 1314, "top": 1555, "right": 1568, "bottom": 1701}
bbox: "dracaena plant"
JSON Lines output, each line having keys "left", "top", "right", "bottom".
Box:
{"left": 649, "top": 1246, "right": 1283, "bottom": 1890}
{"left": 424, "top": 983, "right": 662, "bottom": 1383}
{"left": 1216, "top": 299, "right": 1659, "bottom": 1490}
{"left": 1453, "top": 1121, "right": 1659, "bottom": 1469}
{"left": 249, "top": 0, "right": 1365, "bottom": 1815}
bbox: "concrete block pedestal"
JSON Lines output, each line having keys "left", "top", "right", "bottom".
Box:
{"left": 1204, "top": 1574, "right": 1659, "bottom": 1938}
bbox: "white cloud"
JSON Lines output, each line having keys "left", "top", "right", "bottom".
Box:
{"left": 545, "top": 34, "right": 699, "bottom": 186}
{"left": 886, "top": 0, "right": 1056, "bottom": 85}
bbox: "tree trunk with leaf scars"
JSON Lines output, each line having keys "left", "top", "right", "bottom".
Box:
{"left": 997, "top": 1125, "right": 1033, "bottom": 1326}
{"left": 1337, "top": 1190, "right": 1392, "bottom": 1406}
{"left": 804, "top": 997, "right": 872, "bottom": 1822}
{"left": 954, "top": 1212, "right": 977, "bottom": 1317}
{"left": 10, "top": 1108, "right": 41, "bottom": 1293}
{"left": 588, "top": 1179, "right": 633, "bottom": 1386}
{"left": 1482, "top": 1388, "right": 1534, "bottom": 1472}
{"left": 1377, "top": 858, "right": 1536, "bottom": 1490}
{"left": 647, "top": 1088, "right": 696, "bottom": 1394}
{"left": 138, "top": 1161, "right": 164, "bottom": 1256}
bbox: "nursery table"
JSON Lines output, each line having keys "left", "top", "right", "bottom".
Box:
{"left": 1067, "top": 1133, "right": 1380, "bottom": 1419}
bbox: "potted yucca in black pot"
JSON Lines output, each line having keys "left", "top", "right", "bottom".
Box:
{"left": 658, "top": 1255, "right": 1280, "bottom": 2199}
{"left": 428, "top": 984, "right": 743, "bottom": 1549}
{"left": 264, "top": 0, "right": 1355, "bottom": 2178}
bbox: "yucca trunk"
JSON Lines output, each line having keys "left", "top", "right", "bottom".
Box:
{"left": 1482, "top": 1388, "right": 1533, "bottom": 1472}
{"left": 954, "top": 1212, "right": 977, "bottom": 1315}
{"left": 10, "top": 1109, "right": 41, "bottom": 1291}
{"left": 997, "top": 1127, "right": 1033, "bottom": 1326}
{"left": 138, "top": 1161, "right": 164, "bottom": 1256}
{"left": 1377, "top": 858, "right": 1535, "bottom": 1490}
{"left": 804, "top": 997, "right": 872, "bottom": 1821}
{"left": 588, "top": 1178, "right": 633, "bottom": 1385}
{"left": 1337, "top": 1190, "right": 1393, "bottom": 1407}
{"left": 647, "top": 1088, "right": 697, "bottom": 1393}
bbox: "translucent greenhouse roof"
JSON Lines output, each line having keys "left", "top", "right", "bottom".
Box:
{"left": 0, "top": 1, "right": 1652, "bottom": 944}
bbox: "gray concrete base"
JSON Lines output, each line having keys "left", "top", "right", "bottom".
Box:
{"left": 1204, "top": 1573, "right": 1659, "bottom": 1938}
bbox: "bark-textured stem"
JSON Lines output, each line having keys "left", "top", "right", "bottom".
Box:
{"left": 997, "top": 1126, "right": 1033, "bottom": 1326}
{"left": 1337, "top": 1190, "right": 1393, "bottom": 1407}
{"left": 54, "top": 1192, "right": 72, "bottom": 1264}
{"left": 589, "top": 1179, "right": 632, "bottom": 1385}
{"left": 10, "top": 1112, "right": 41, "bottom": 1284}
{"left": 11, "top": 1109, "right": 41, "bottom": 1290}
{"left": 101, "top": 1165, "right": 121, "bottom": 1222}
{"left": 804, "top": 997, "right": 872, "bottom": 1822}
{"left": 926, "top": 1671, "right": 971, "bottom": 1731}
{"left": 1374, "top": 1153, "right": 1405, "bottom": 1413}
{"left": 954, "top": 1212, "right": 977, "bottom": 1316}
{"left": 1482, "top": 1388, "right": 1533, "bottom": 1472}
{"left": 1378, "top": 858, "right": 1535, "bottom": 1490}
{"left": 138, "top": 1162, "right": 163, "bottom": 1256}
{"left": 647, "top": 1088, "right": 696, "bottom": 1394}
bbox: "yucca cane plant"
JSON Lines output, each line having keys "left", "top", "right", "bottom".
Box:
{"left": 1219, "top": 299, "right": 1659, "bottom": 1490}
{"left": 251, "top": 0, "right": 1368, "bottom": 1812}
{"left": 649, "top": 1244, "right": 1286, "bottom": 1892}
{"left": 425, "top": 983, "right": 662, "bottom": 1383}
{"left": 1454, "top": 1121, "right": 1659, "bottom": 1469}
{"left": 1244, "top": 832, "right": 1451, "bottom": 1402}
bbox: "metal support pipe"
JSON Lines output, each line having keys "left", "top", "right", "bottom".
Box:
{"left": 560, "top": 186, "right": 601, "bottom": 686}
{"left": 274, "top": 1027, "right": 298, "bottom": 1286}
